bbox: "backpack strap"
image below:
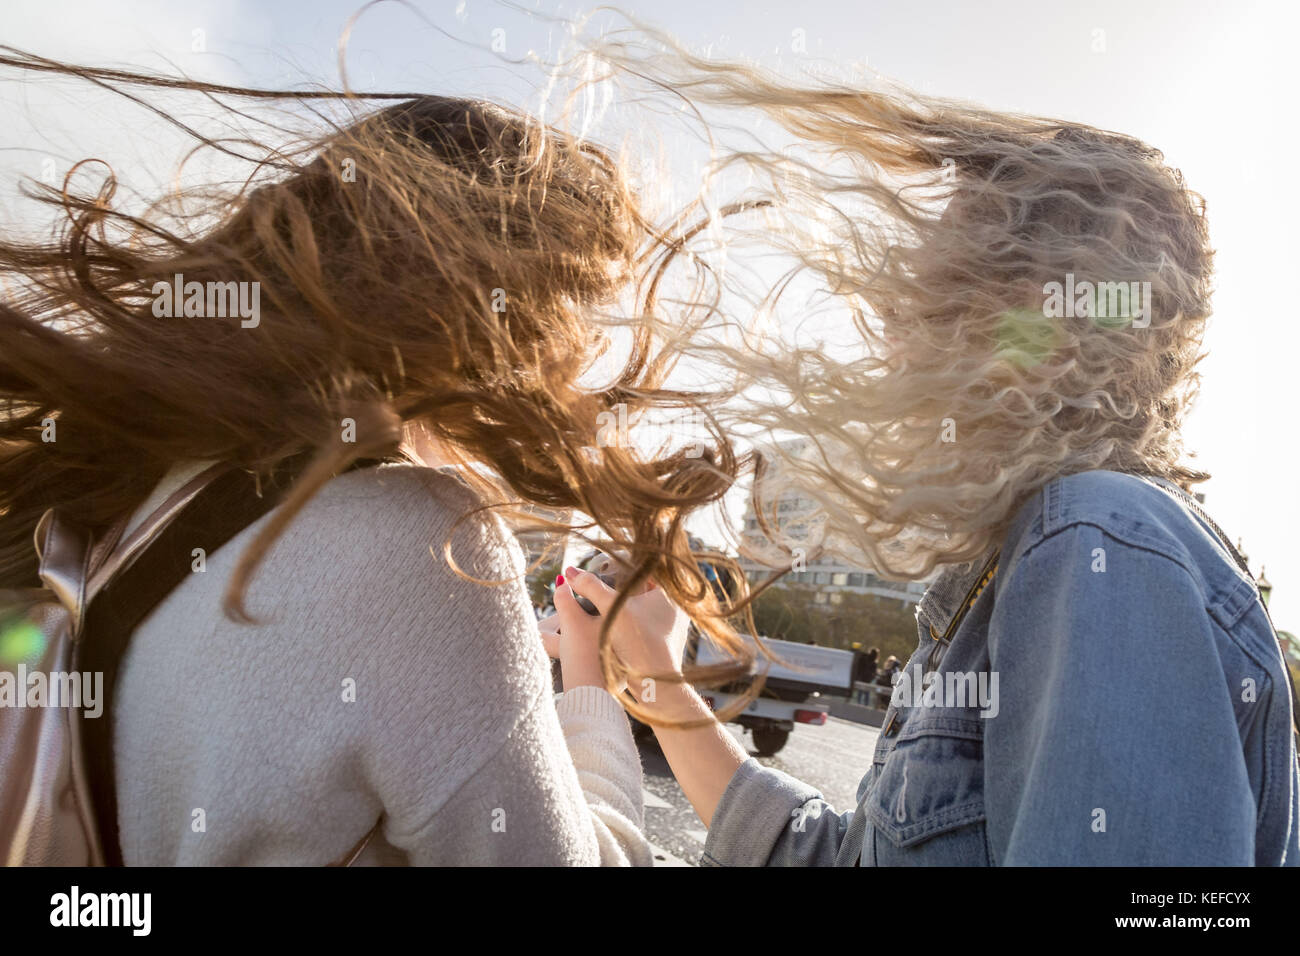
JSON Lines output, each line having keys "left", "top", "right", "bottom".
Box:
{"left": 80, "top": 452, "right": 391, "bottom": 866}
{"left": 83, "top": 461, "right": 236, "bottom": 602}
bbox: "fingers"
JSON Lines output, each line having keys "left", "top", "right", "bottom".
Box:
{"left": 563, "top": 566, "right": 617, "bottom": 615}
{"left": 538, "top": 626, "right": 560, "bottom": 660}
{"left": 553, "top": 572, "right": 590, "bottom": 636}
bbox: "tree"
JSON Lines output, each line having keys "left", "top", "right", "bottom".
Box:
{"left": 527, "top": 561, "right": 562, "bottom": 610}
{"left": 748, "top": 586, "right": 917, "bottom": 663}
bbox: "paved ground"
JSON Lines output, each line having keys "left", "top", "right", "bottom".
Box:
{"left": 640, "top": 715, "right": 881, "bottom": 866}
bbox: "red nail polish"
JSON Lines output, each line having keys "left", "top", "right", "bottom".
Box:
{"left": 555, "top": 574, "right": 565, "bottom": 586}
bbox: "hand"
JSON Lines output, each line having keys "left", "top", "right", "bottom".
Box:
{"left": 552, "top": 565, "right": 690, "bottom": 694}
{"left": 555, "top": 566, "right": 748, "bottom": 830}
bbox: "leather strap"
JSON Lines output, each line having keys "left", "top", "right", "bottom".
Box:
{"left": 85, "top": 462, "right": 235, "bottom": 601}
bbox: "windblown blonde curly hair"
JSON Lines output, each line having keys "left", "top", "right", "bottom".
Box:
{"left": 590, "top": 30, "right": 1216, "bottom": 579}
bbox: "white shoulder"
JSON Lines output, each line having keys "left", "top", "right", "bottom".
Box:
{"left": 299, "top": 463, "right": 525, "bottom": 578}
{"left": 229, "top": 463, "right": 536, "bottom": 677}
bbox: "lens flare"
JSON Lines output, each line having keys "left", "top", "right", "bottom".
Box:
{"left": 995, "top": 308, "right": 1060, "bottom": 368}
{"left": 0, "top": 618, "right": 46, "bottom": 665}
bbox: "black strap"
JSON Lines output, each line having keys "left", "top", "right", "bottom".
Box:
{"left": 80, "top": 453, "right": 388, "bottom": 866}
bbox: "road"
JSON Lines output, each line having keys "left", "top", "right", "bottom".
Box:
{"left": 638, "top": 715, "right": 880, "bottom": 866}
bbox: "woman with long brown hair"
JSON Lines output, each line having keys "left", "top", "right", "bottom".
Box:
{"left": 0, "top": 49, "right": 740, "bottom": 865}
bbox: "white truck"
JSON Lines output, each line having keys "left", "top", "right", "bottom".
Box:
{"left": 567, "top": 550, "right": 857, "bottom": 756}
{"left": 686, "top": 633, "right": 856, "bottom": 755}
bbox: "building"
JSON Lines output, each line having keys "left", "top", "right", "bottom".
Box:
{"left": 735, "top": 439, "right": 928, "bottom": 609}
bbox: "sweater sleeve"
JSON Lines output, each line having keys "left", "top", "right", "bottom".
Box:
{"left": 553, "top": 685, "right": 653, "bottom": 866}
{"left": 392, "top": 684, "right": 651, "bottom": 866}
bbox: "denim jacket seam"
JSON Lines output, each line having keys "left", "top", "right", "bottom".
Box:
{"left": 1014, "top": 519, "right": 1279, "bottom": 685}
{"left": 895, "top": 722, "right": 985, "bottom": 744}
{"left": 1013, "top": 515, "right": 1198, "bottom": 588}
{"left": 1036, "top": 513, "right": 1274, "bottom": 662}
{"left": 1207, "top": 614, "right": 1279, "bottom": 839}
{"left": 1043, "top": 477, "right": 1064, "bottom": 531}
{"left": 1212, "top": 606, "right": 1289, "bottom": 857}
{"left": 1253, "top": 690, "right": 1287, "bottom": 867}
{"left": 1031, "top": 487, "right": 1259, "bottom": 626}
{"left": 983, "top": 820, "right": 999, "bottom": 866}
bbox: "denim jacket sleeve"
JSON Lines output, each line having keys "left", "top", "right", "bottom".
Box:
{"left": 985, "top": 521, "right": 1259, "bottom": 865}
{"left": 701, "top": 760, "right": 861, "bottom": 866}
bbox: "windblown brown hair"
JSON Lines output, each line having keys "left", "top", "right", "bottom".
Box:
{"left": 0, "top": 47, "right": 754, "bottom": 718}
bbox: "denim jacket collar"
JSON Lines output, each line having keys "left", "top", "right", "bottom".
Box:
{"left": 916, "top": 553, "right": 995, "bottom": 637}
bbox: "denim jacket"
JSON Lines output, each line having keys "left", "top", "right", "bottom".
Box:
{"left": 702, "top": 470, "right": 1300, "bottom": 866}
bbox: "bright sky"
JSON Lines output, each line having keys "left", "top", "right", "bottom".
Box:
{"left": 4, "top": 0, "right": 1297, "bottom": 630}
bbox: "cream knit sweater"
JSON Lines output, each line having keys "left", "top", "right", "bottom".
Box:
{"left": 111, "top": 461, "right": 650, "bottom": 865}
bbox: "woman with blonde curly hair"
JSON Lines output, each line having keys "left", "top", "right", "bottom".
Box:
{"left": 569, "top": 47, "right": 1300, "bottom": 865}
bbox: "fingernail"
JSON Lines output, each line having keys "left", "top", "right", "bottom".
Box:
{"left": 564, "top": 566, "right": 579, "bottom": 578}
{"left": 555, "top": 574, "right": 565, "bottom": 586}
